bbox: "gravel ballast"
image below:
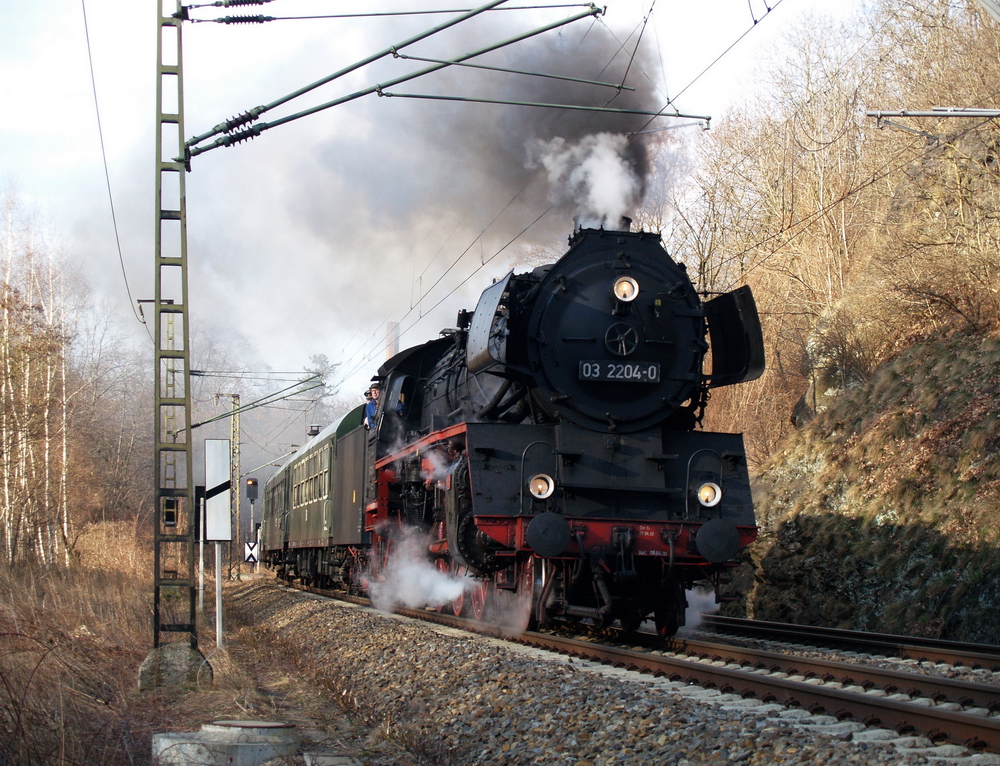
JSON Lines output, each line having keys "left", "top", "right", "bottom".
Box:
{"left": 228, "top": 582, "right": 998, "bottom": 765}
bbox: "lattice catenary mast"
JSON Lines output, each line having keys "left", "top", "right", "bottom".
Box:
{"left": 152, "top": 0, "right": 197, "bottom": 651}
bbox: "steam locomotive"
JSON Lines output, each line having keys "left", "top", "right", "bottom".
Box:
{"left": 260, "top": 221, "right": 764, "bottom": 636}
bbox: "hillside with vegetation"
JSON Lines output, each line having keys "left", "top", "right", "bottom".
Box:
{"left": 659, "top": 0, "right": 1000, "bottom": 641}
{"left": 747, "top": 332, "right": 1000, "bottom": 642}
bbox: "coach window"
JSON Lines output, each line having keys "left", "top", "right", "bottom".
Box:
{"left": 320, "top": 445, "right": 330, "bottom": 498}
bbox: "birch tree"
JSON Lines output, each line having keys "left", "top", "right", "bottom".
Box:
{"left": 0, "top": 194, "right": 70, "bottom": 564}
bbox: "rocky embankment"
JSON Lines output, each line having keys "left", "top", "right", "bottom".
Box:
{"left": 747, "top": 333, "right": 1000, "bottom": 643}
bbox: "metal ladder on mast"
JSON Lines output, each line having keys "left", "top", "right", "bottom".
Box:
{"left": 153, "top": 0, "right": 197, "bottom": 650}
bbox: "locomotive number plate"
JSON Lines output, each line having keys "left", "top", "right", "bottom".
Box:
{"left": 579, "top": 361, "right": 660, "bottom": 382}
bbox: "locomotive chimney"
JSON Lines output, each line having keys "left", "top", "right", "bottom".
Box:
{"left": 386, "top": 321, "right": 400, "bottom": 361}
{"left": 572, "top": 215, "right": 633, "bottom": 232}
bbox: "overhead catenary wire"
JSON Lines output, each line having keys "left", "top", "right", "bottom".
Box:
{"left": 253, "top": 402, "right": 313, "bottom": 446}
{"left": 628, "top": 0, "right": 786, "bottom": 137}
{"left": 659, "top": 9, "right": 934, "bottom": 276}
{"left": 185, "top": 0, "right": 514, "bottom": 152}
{"left": 80, "top": 0, "right": 152, "bottom": 342}
{"left": 602, "top": 0, "right": 654, "bottom": 107}
{"left": 413, "top": 217, "right": 465, "bottom": 310}
{"left": 326, "top": 205, "right": 553, "bottom": 392}
{"left": 189, "top": 4, "right": 593, "bottom": 22}
{"left": 328, "top": 178, "right": 539, "bottom": 390}
{"left": 423, "top": 181, "right": 544, "bottom": 301}
{"left": 593, "top": 16, "right": 670, "bottom": 110}
{"left": 389, "top": 50, "right": 634, "bottom": 91}
{"left": 723, "top": 116, "right": 1000, "bottom": 280}
{"left": 401, "top": 205, "right": 554, "bottom": 329}
{"left": 183, "top": 374, "right": 324, "bottom": 432}
{"left": 189, "top": 382, "right": 325, "bottom": 430}
{"left": 185, "top": 4, "right": 603, "bottom": 158}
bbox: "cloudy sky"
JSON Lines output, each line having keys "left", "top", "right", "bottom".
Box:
{"left": 1, "top": 0, "right": 858, "bottom": 398}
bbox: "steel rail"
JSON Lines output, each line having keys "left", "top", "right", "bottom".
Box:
{"left": 665, "top": 637, "right": 1000, "bottom": 712}
{"left": 702, "top": 615, "right": 1000, "bottom": 670}
{"left": 284, "top": 583, "right": 1000, "bottom": 751}
{"left": 514, "top": 632, "right": 1000, "bottom": 752}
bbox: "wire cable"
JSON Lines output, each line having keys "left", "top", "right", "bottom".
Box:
{"left": 603, "top": 0, "right": 654, "bottom": 107}
{"left": 663, "top": 9, "right": 930, "bottom": 278}
{"left": 80, "top": 0, "right": 153, "bottom": 342}
{"left": 628, "top": 0, "right": 786, "bottom": 137}
{"left": 327, "top": 205, "right": 553, "bottom": 391}
{"left": 324, "top": 176, "right": 539, "bottom": 394}
{"left": 190, "top": 5, "right": 593, "bottom": 22}
{"left": 325, "top": 183, "right": 539, "bottom": 390}
{"left": 729, "top": 119, "right": 997, "bottom": 279}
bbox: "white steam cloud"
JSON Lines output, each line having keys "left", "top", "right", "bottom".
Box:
{"left": 526, "top": 132, "right": 640, "bottom": 229}
{"left": 369, "top": 527, "right": 473, "bottom": 612}
{"left": 677, "top": 587, "right": 720, "bottom": 634}
{"left": 492, "top": 579, "right": 535, "bottom": 637}
{"left": 420, "top": 449, "right": 453, "bottom": 483}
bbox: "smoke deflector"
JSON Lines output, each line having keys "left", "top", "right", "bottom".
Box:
{"left": 703, "top": 286, "right": 766, "bottom": 388}
{"left": 467, "top": 271, "right": 513, "bottom": 374}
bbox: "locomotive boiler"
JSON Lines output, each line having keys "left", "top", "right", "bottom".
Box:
{"left": 261, "top": 221, "right": 764, "bottom": 636}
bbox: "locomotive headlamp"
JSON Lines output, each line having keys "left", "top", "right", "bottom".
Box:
{"left": 697, "top": 482, "right": 723, "bottom": 508}
{"left": 612, "top": 276, "right": 639, "bottom": 302}
{"left": 528, "top": 473, "right": 556, "bottom": 500}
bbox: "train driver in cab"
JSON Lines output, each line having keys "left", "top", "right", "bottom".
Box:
{"left": 363, "top": 381, "right": 380, "bottom": 430}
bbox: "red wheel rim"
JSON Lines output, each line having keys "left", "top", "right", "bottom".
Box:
{"left": 519, "top": 556, "right": 535, "bottom": 599}
{"left": 470, "top": 579, "right": 489, "bottom": 620}
{"left": 382, "top": 538, "right": 393, "bottom": 576}
{"left": 452, "top": 565, "right": 466, "bottom": 617}
{"left": 435, "top": 558, "right": 450, "bottom": 613}
{"left": 500, "top": 556, "right": 535, "bottom": 634}
{"left": 372, "top": 537, "right": 391, "bottom": 581}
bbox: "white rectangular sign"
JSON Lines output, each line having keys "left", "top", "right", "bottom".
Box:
{"left": 205, "top": 439, "right": 231, "bottom": 541}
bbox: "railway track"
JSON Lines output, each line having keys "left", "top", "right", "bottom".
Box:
{"left": 287, "top": 582, "right": 1000, "bottom": 755}
{"left": 662, "top": 636, "right": 1000, "bottom": 711}
{"left": 703, "top": 615, "right": 1000, "bottom": 670}
{"left": 527, "top": 634, "right": 1000, "bottom": 752}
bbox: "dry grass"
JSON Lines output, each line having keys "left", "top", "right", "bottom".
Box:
{"left": 0, "top": 532, "right": 155, "bottom": 765}
{"left": 73, "top": 519, "right": 154, "bottom": 576}
{"left": 0, "top": 521, "right": 451, "bottom": 765}
{"left": 0, "top": 524, "right": 312, "bottom": 765}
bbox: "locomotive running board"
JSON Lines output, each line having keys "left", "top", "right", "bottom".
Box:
{"left": 374, "top": 422, "right": 468, "bottom": 470}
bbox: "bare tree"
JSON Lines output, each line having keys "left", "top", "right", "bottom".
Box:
{"left": 0, "top": 193, "right": 71, "bottom": 564}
